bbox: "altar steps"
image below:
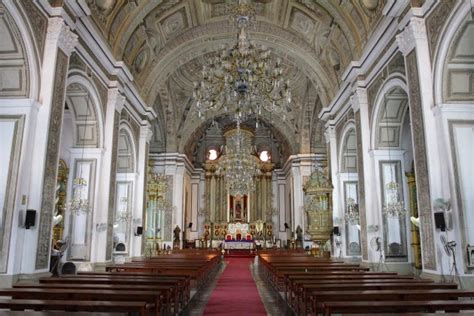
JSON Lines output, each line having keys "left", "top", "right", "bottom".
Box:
{"left": 224, "top": 250, "right": 256, "bottom": 258}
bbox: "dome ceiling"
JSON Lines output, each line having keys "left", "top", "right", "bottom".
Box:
{"left": 86, "top": 0, "right": 385, "bottom": 160}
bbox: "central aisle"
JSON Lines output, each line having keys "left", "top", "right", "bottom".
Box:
{"left": 203, "top": 257, "right": 267, "bottom": 315}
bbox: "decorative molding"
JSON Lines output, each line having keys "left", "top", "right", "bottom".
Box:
{"left": 405, "top": 50, "right": 436, "bottom": 271}
{"left": 46, "top": 17, "right": 78, "bottom": 56}
{"left": 35, "top": 50, "right": 69, "bottom": 269}
{"left": 425, "top": 0, "right": 457, "bottom": 60}
{"left": 17, "top": 0, "right": 47, "bottom": 60}
{"left": 105, "top": 111, "right": 120, "bottom": 261}
{"left": 354, "top": 111, "right": 369, "bottom": 260}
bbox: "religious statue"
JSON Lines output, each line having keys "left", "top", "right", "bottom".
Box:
{"left": 296, "top": 225, "right": 303, "bottom": 248}
{"left": 296, "top": 225, "right": 303, "bottom": 241}
{"left": 173, "top": 225, "right": 181, "bottom": 242}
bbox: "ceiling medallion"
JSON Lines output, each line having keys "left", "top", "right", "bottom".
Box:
{"left": 193, "top": 0, "right": 291, "bottom": 125}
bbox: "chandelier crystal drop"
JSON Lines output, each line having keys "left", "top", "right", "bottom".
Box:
{"left": 344, "top": 197, "right": 360, "bottom": 225}
{"left": 217, "top": 122, "right": 261, "bottom": 196}
{"left": 193, "top": 0, "right": 291, "bottom": 123}
{"left": 383, "top": 181, "right": 407, "bottom": 218}
{"left": 69, "top": 177, "right": 90, "bottom": 215}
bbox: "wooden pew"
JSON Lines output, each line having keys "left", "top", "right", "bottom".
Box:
{"left": 0, "top": 299, "right": 150, "bottom": 316}
{"left": 310, "top": 289, "right": 474, "bottom": 315}
{"left": 321, "top": 300, "right": 474, "bottom": 315}
{"left": 0, "top": 288, "right": 164, "bottom": 316}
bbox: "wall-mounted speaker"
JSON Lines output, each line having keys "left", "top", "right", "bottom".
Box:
{"left": 135, "top": 226, "right": 143, "bottom": 236}
{"left": 188, "top": 222, "right": 193, "bottom": 229}
{"left": 434, "top": 212, "right": 446, "bottom": 231}
{"left": 284, "top": 223, "right": 289, "bottom": 229}
{"left": 333, "top": 226, "right": 340, "bottom": 236}
{"left": 25, "top": 209, "right": 36, "bottom": 229}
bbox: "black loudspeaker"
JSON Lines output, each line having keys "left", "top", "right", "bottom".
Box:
{"left": 25, "top": 209, "right": 36, "bottom": 229}
{"left": 188, "top": 222, "right": 193, "bottom": 229}
{"left": 284, "top": 223, "right": 289, "bottom": 229}
{"left": 333, "top": 226, "right": 340, "bottom": 236}
{"left": 434, "top": 212, "right": 446, "bottom": 231}
{"left": 135, "top": 226, "right": 143, "bottom": 236}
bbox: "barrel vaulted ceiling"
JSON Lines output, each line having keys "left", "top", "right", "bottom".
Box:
{"left": 86, "top": 0, "right": 385, "bottom": 158}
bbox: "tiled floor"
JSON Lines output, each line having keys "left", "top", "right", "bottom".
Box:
{"left": 182, "top": 257, "right": 293, "bottom": 316}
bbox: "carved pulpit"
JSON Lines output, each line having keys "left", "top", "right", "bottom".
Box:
{"left": 303, "top": 164, "right": 333, "bottom": 245}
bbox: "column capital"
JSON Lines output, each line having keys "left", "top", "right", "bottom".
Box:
{"left": 351, "top": 86, "right": 368, "bottom": 113}
{"left": 140, "top": 121, "right": 153, "bottom": 143}
{"left": 46, "top": 17, "right": 78, "bottom": 56}
{"left": 107, "top": 88, "right": 126, "bottom": 113}
{"left": 396, "top": 17, "right": 427, "bottom": 56}
{"left": 324, "top": 125, "right": 336, "bottom": 144}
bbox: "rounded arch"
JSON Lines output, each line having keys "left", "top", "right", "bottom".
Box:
{"left": 65, "top": 73, "right": 105, "bottom": 148}
{"left": 139, "top": 21, "right": 334, "bottom": 107}
{"left": 338, "top": 121, "right": 357, "bottom": 173}
{"left": 371, "top": 76, "right": 409, "bottom": 150}
{"left": 117, "top": 122, "right": 137, "bottom": 174}
{"left": 0, "top": 1, "right": 41, "bottom": 100}
{"left": 433, "top": 1, "right": 474, "bottom": 105}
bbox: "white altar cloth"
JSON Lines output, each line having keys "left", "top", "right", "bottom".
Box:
{"left": 224, "top": 241, "right": 255, "bottom": 250}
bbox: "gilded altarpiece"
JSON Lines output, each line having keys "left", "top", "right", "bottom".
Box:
{"left": 202, "top": 161, "right": 274, "bottom": 241}
{"left": 144, "top": 168, "right": 174, "bottom": 253}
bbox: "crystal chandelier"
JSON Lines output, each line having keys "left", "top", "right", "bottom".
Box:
{"left": 193, "top": 0, "right": 291, "bottom": 123}
{"left": 115, "top": 196, "right": 132, "bottom": 223}
{"left": 344, "top": 197, "right": 359, "bottom": 224}
{"left": 217, "top": 122, "right": 261, "bottom": 196}
{"left": 69, "top": 177, "right": 90, "bottom": 215}
{"left": 383, "top": 181, "right": 407, "bottom": 218}
{"left": 381, "top": 93, "right": 407, "bottom": 219}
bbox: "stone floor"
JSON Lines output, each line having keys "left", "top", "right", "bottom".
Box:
{"left": 182, "top": 256, "right": 293, "bottom": 316}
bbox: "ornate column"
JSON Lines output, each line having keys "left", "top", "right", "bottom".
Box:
{"left": 209, "top": 175, "right": 216, "bottom": 222}
{"left": 325, "top": 126, "right": 341, "bottom": 227}
{"left": 24, "top": 18, "right": 77, "bottom": 273}
{"left": 351, "top": 87, "right": 373, "bottom": 262}
{"left": 397, "top": 16, "right": 440, "bottom": 272}
{"left": 93, "top": 88, "right": 124, "bottom": 263}
{"left": 291, "top": 161, "right": 304, "bottom": 235}
{"left": 132, "top": 121, "right": 152, "bottom": 257}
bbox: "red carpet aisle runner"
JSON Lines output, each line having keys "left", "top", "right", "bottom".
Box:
{"left": 203, "top": 257, "right": 267, "bottom": 315}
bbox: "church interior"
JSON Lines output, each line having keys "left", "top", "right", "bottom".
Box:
{"left": 0, "top": 0, "right": 474, "bottom": 315}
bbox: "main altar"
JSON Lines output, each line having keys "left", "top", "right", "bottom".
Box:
{"left": 199, "top": 127, "right": 275, "bottom": 247}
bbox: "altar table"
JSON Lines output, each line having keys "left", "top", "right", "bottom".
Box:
{"left": 224, "top": 240, "right": 255, "bottom": 250}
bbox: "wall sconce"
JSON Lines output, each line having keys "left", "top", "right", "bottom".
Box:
{"left": 96, "top": 223, "right": 107, "bottom": 233}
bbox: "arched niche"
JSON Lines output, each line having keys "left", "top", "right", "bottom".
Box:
{"left": 0, "top": 4, "right": 29, "bottom": 97}
{"left": 113, "top": 124, "right": 137, "bottom": 256}
{"left": 117, "top": 124, "right": 137, "bottom": 173}
{"left": 339, "top": 126, "right": 357, "bottom": 173}
{"left": 442, "top": 14, "right": 474, "bottom": 103}
{"left": 58, "top": 77, "right": 104, "bottom": 262}
{"left": 372, "top": 81, "right": 414, "bottom": 263}
{"left": 338, "top": 123, "right": 361, "bottom": 257}
{"left": 433, "top": 5, "right": 474, "bottom": 272}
